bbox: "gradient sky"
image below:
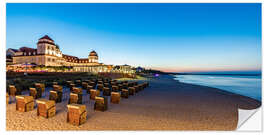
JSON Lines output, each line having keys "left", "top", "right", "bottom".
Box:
{"left": 6, "top": 3, "right": 261, "bottom": 73}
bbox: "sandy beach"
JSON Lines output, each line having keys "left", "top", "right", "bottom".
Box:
{"left": 6, "top": 74, "right": 261, "bottom": 131}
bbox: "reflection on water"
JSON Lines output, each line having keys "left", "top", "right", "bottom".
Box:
{"left": 174, "top": 75, "right": 261, "bottom": 101}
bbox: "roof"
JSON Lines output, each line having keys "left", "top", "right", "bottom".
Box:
{"left": 8, "top": 48, "right": 19, "bottom": 52}
{"left": 19, "top": 47, "right": 37, "bottom": 55}
{"left": 89, "top": 50, "right": 98, "bottom": 56}
{"left": 39, "top": 35, "right": 54, "bottom": 41}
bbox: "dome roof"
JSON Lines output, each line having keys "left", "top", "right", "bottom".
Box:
{"left": 89, "top": 50, "right": 98, "bottom": 57}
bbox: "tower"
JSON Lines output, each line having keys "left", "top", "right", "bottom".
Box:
{"left": 88, "top": 50, "right": 98, "bottom": 63}
{"left": 37, "top": 35, "right": 57, "bottom": 56}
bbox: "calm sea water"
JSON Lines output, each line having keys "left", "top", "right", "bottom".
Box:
{"left": 174, "top": 75, "right": 261, "bottom": 101}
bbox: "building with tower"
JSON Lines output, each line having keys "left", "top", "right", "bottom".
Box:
{"left": 9, "top": 35, "right": 132, "bottom": 73}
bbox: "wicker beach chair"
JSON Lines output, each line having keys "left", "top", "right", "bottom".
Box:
{"left": 6, "top": 93, "right": 9, "bottom": 105}
{"left": 112, "top": 85, "right": 119, "bottom": 92}
{"left": 94, "top": 96, "right": 108, "bottom": 112}
{"left": 97, "top": 84, "right": 103, "bottom": 91}
{"left": 121, "top": 89, "right": 129, "bottom": 98}
{"left": 128, "top": 87, "right": 136, "bottom": 95}
{"left": 103, "top": 87, "right": 111, "bottom": 96}
{"left": 35, "top": 83, "right": 45, "bottom": 93}
{"left": 29, "top": 88, "right": 38, "bottom": 99}
{"left": 49, "top": 90, "right": 58, "bottom": 103}
{"left": 69, "top": 92, "right": 83, "bottom": 104}
{"left": 82, "top": 82, "right": 88, "bottom": 89}
{"left": 111, "top": 92, "right": 120, "bottom": 104}
{"left": 86, "top": 85, "right": 93, "bottom": 94}
{"left": 16, "top": 95, "right": 34, "bottom": 112}
{"left": 67, "top": 104, "right": 87, "bottom": 126}
{"left": 90, "top": 89, "right": 100, "bottom": 100}
{"left": 9, "top": 85, "right": 19, "bottom": 96}
{"left": 36, "top": 99, "right": 56, "bottom": 118}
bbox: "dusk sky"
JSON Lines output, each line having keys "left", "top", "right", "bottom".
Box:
{"left": 6, "top": 3, "right": 261, "bottom": 73}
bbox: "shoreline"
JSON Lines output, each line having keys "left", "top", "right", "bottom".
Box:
{"left": 169, "top": 74, "right": 261, "bottom": 103}
{"left": 6, "top": 74, "right": 261, "bottom": 130}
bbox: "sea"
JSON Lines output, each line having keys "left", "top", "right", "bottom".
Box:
{"left": 174, "top": 74, "right": 261, "bottom": 101}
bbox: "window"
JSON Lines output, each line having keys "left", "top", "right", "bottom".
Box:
{"left": 47, "top": 46, "right": 50, "bottom": 50}
{"left": 48, "top": 58, "right": 51, "bottom": 62}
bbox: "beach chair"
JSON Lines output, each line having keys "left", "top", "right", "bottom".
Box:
{"left": 52, "top": 82, "right": 58, "bottom": 85}
{"left": 35, "top": 83, "right": 45, "bottom": 93}
{"left": 82, "top": 82, "right": 88, "bottom": 89}
{"left": 112, "top": 85, "right": 119, "bottom": 92}
{"left": 86, "top": 85, "right": 93, "bottom": 93}
{"left": 69, "top": 92, "right": 83, "bottom": 104}
{"left": 128, "top": 87, "right": 136, "bottom": 95}
{"left": 16, "top": 95, "right": 34, "bottom": 112}
{"left": 67, "top": 104, "right": 87, "bottom": 126}
{"left": 103, "top": 87, "right": 111, "bottom": 96}
{"left": 75, "top": 80, "right": 81, "bottom": 87}
{"left": 123, "top": 83, "right": 128, "bottom": 89}
{"left": 69, "top": 83, "right": 76, "bottom": 91}
{"left": 53, "top": 85, "right": 63, "bottom": 102}
{"left": 9, "top": 85, "right": 20, "bottom": 97}
{"left": 94, "top": 96, "right": 108, "bottom": 111}
{"left": 90, "top": 89, "right": 100, "bottom": 100}
{"left": 36, "top": 99, "right": 56, "bottom": 118}
{"left": 49, "top": 90, "right": 58, "bottom": 103}
{"left": 6, "top": 93, "right": 9, "bottom": 105}
{"left": 134, "top": 86, "right": 139, "bottom": 93}
{"left": 111, "top": 92, "right": 120, "bottom": 104}
{"left": 29, "top": 88, "right": 38, "bottom": 99}
{"left": 97, "top": 84, "right": 104, "bottom": 91}
{"left": 104, "top": 83, "right": 110, "bottom": 88}
{"left": 121, "top": 89, "right": 129, "bottom": 98}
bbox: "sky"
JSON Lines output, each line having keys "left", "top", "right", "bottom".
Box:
{"left": 6, "top": 3, "right": 261, "bottom": 73}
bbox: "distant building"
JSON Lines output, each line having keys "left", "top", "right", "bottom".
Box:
{"left": 9, "top": 35, "right": 134, "bottom": 73}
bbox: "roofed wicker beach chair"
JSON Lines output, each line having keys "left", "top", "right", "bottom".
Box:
{"left": 29, "top": 87, "right": 38, "bottom": 99}
{"left": 103, "top": 87, "right": 111, "bottom": 96}
{"left": 36, "top": 99, "right": 56, "bottom": 118}
{"left": 123, "top": 83, "right": 128, "bottom": 89}
{"left": 104, "top": 83, "right": 110, "bottom": 88}
{"left": 52, "top": 82, "right": 58, "bottom": 85}
{"left": 90, "top": 89, "right": 100, "bottom": 100}
{"left": 9, "top": 85, "right": 20, "bottom": 97}
{"left": 97, "top": 84, "right": 104, "bottom": 91}
{"left": 82, "top": 82, "right": 88, "bottom": 89}
{"left": 52, "top": 85, "right": 63, "bottom": 102}
{"left": 6, "top": 93, "right": 9, "bottom": 105}
{"left": 110, "top": 92, "right": 120, "bottom": 104}
{"left": 134, "top": 85, "right": 139, "bottom": 93}
{"left": 112, "top": 85, "right": 119, "bottom": 92}
{"left": 86, "top": 85, "right": 93, "bottom": 94}
{"left": 97, "top": 81, "right": 103, "bottom": 84}
{"left": 94, "top": 96, "right": 108, "bottom": 111}
{"left": 128, "top": 87, "right": 136, "bottom": 95}
{"left": 75, "top": 80, "right": 81, "bottom": 86}
{"left": 69, "top": 83, "right": 75, "bottom": 91}
{"left": 16, "top": 95, "right": 34, "bottom": 112}
{"left": 49, "top": 90, "right": 59, "bottom": 103}
{"left": 121, "top": 89, "right": 129, "bottom": 98}
{"left": 138, "top": 84, "right": 143, "bottom": 91}
{"left": 89, "top": 81, "right": 96, "bottom": 87}
{"left": 69, "top": 92, "right": 83, "bottom": 104}
{"left": 67, "top": 104, "right": 87, "bottom": 126}
{"left": 35, "top": 83, "right": 45, "bottom": 93}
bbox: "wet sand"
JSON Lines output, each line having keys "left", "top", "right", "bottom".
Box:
{"left": 6, "top": 74, "right": 261, "bottom": 130}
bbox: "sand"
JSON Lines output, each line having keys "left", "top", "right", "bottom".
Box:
{"left": 6, "top": 74, "right": 261, "bottom": 131}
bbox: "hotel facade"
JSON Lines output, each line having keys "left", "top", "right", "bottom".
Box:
{"left": 8, "top": 35, "right": 134, "bottom": 73}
